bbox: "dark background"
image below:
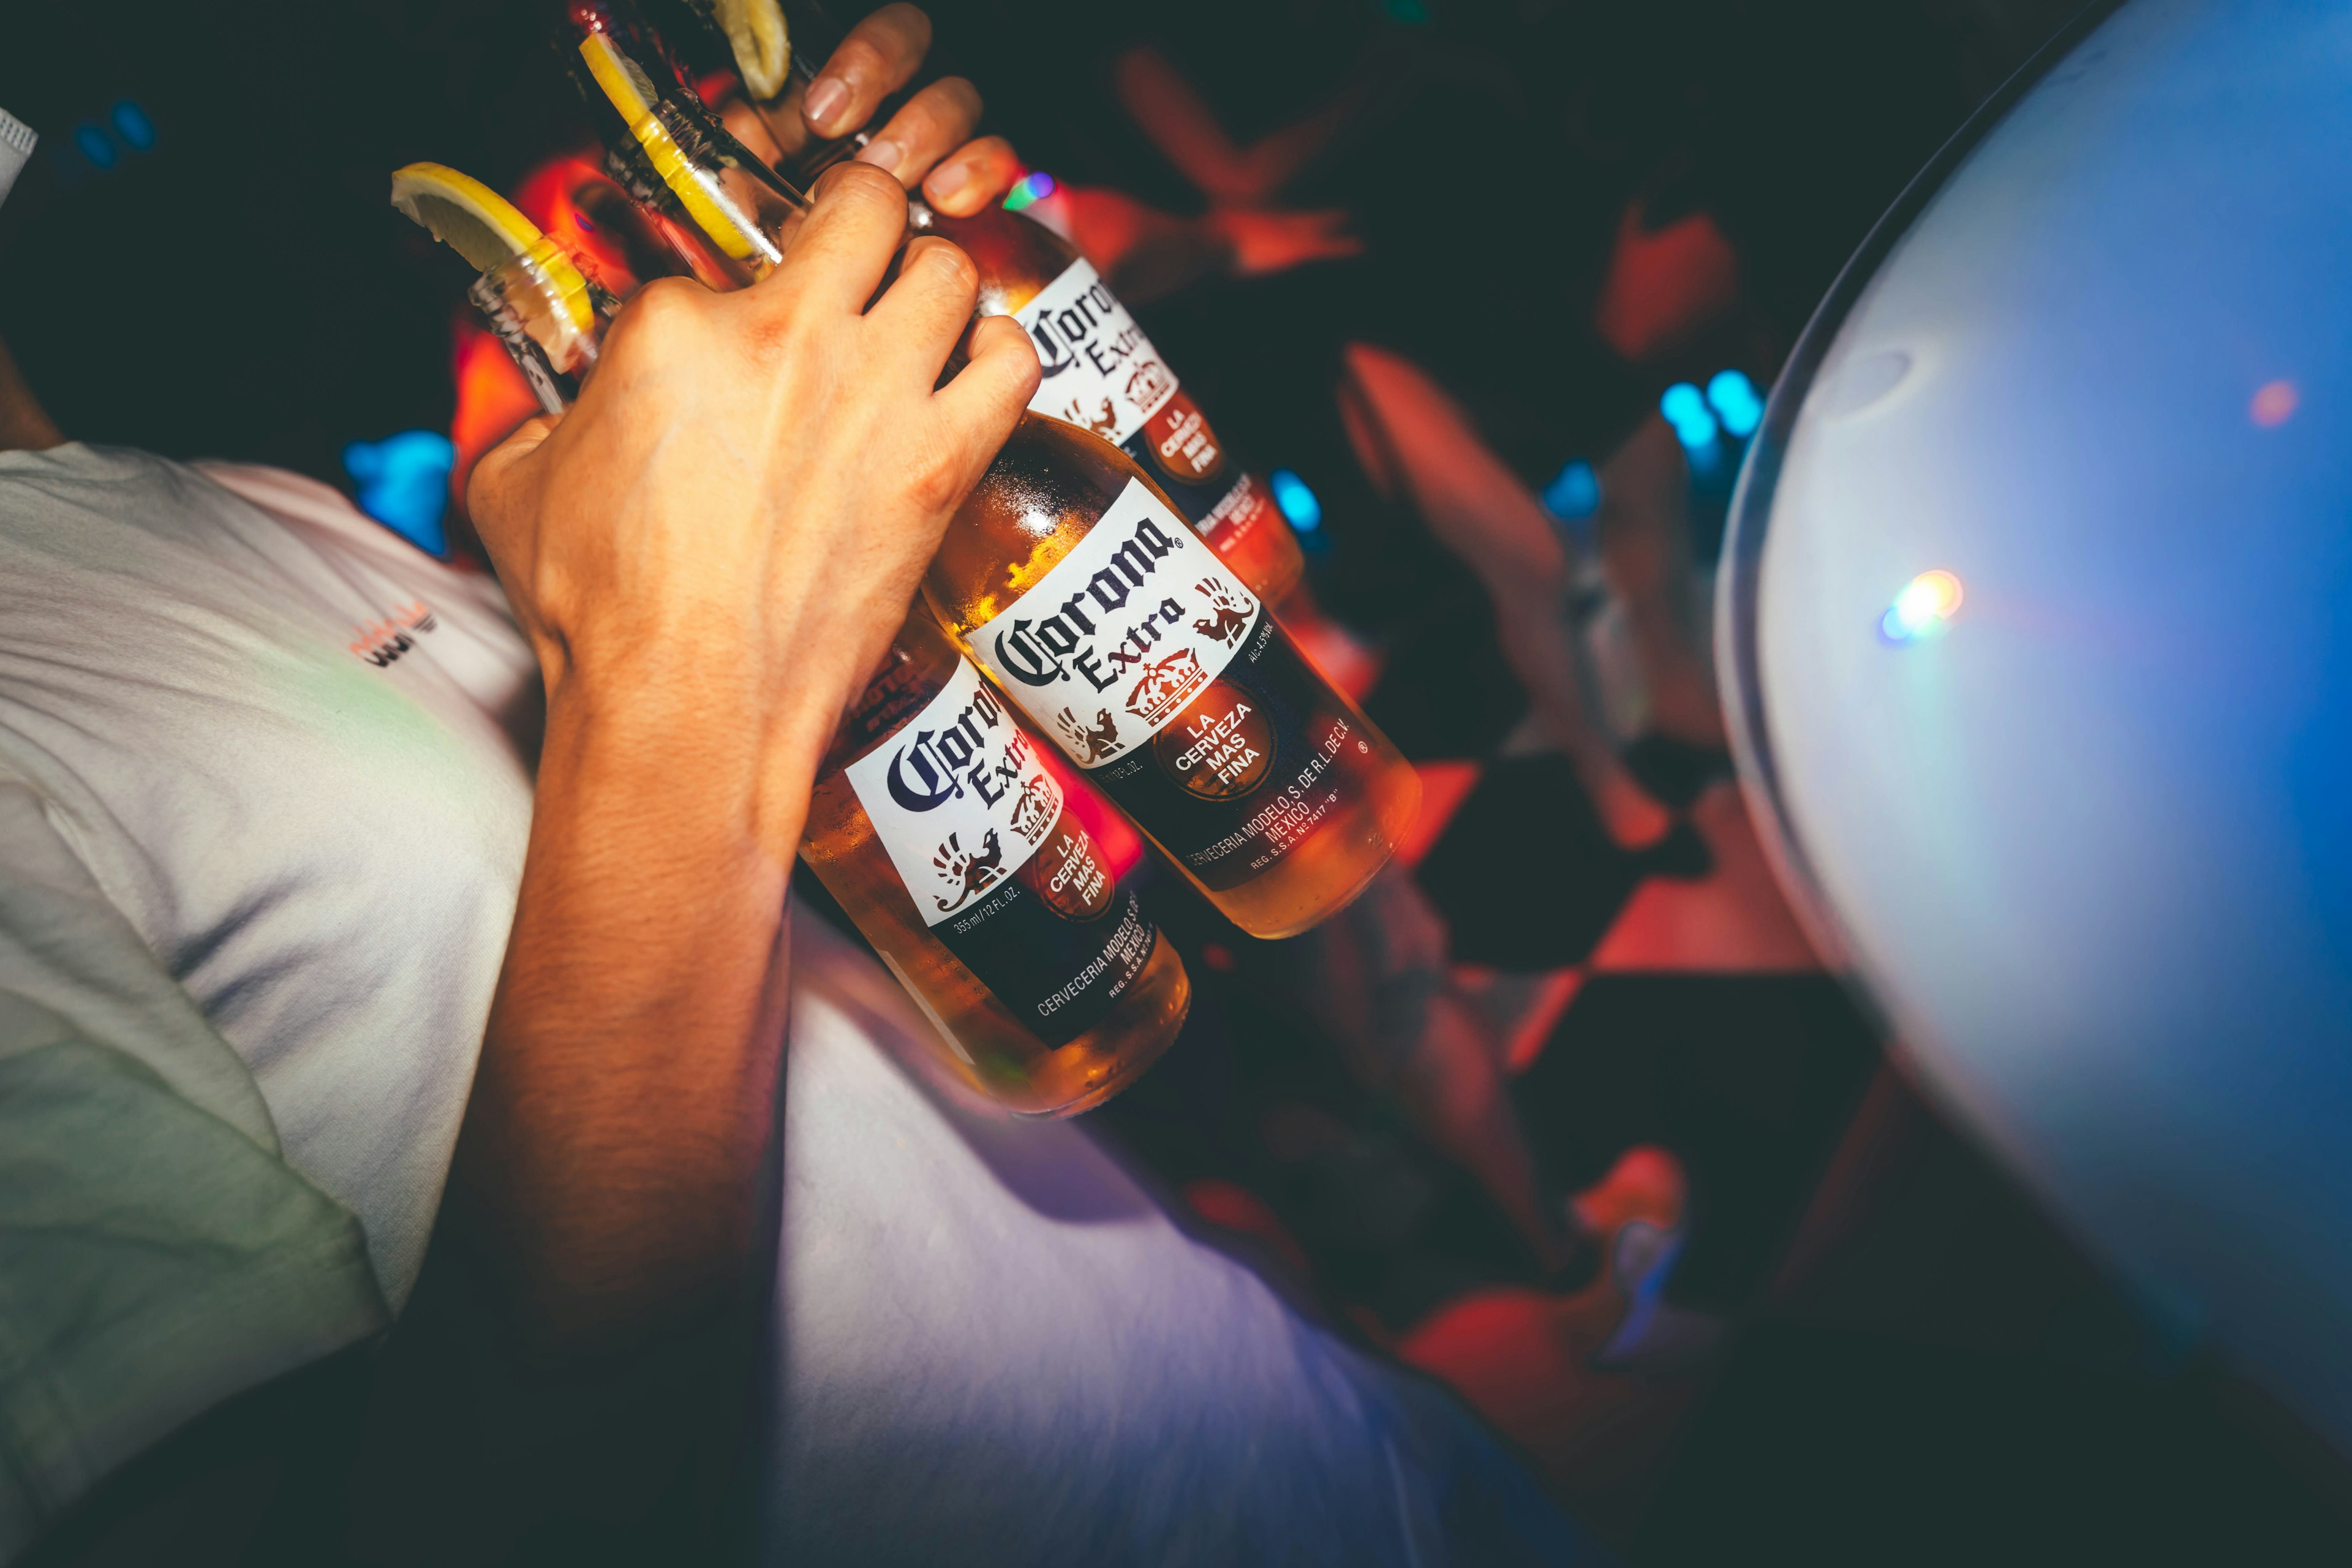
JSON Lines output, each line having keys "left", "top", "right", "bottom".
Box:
{"left": 16, "top": 2, "right": 2352, "bottom": 1563}
{"left": 0, "top": 0, "right": 2071, "bottom": 492}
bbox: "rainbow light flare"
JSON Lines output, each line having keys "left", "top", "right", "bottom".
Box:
{"left": 1001, "top": 170, "right": 1056, "bottom": 212}
{"left": 1882, "top": 568, "right": 1964, "bottom": 642}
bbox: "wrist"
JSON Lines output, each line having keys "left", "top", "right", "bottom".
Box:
{"left": 541, "top": 644, "right": 838, "bottom": 865}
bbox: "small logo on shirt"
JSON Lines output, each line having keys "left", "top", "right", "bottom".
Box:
{"left": 350, "top": 600, "right": 438, "bottom": 668}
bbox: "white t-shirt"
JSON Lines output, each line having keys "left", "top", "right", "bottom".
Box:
{"left": 0, "top": 445, "right": 538, "bottom": 1307}
{"left": 0, "top": 445, "right": 1598, "bottom": 1566}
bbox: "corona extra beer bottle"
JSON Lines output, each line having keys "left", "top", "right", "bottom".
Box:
{"left": 924, "top": 413, "right": 1419, "bottom": 938}
{"left": 545, "top": 13, "right": 1419, "bottom": 936}
{"left": 406, "top": 169, "right": 1188, "bottom": 1112}
{"left": 560, "top": 0, "right": 1305, "bottom": 605}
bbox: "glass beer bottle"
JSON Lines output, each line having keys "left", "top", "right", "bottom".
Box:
{"left": 545, "top": 17, "right": 1420, "bottom": 937}
{"left": 804, "top": 606, "right": 1189, "bottom": 1114}
{"left": 925, "top": 415, "right": 1420, "bottom": 939}
{"left": 560, "top": 0, "right": 1305, "bottom": 605}
{"left": 428, "top": 187, "right": 1189, "bottom": 1112}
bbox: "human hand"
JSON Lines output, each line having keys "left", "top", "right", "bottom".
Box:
{"left": 719, "top": 3, "right": 1022, "bottom": 219}
{"left": 466, "top": 160, "right": 1038, "bottom": 840}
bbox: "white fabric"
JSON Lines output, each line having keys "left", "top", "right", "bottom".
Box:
{"left": 0, "top": 775, "right": 386, "bottom": 1562}
{"left": 0, "top": 444, "right": 537, "bottom": 1308}
{"left": 0, "top": 446, "right": 1597, "bottom": 1564}
{"left": 774, "top": 913, "right": 1597, "bottom": 1566}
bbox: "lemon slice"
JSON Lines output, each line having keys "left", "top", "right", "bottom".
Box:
{"left": 390, "top": 162, "right": 598, "bottom": 368}
{"left": 712, "top": 0, "right": 790, "bottom": 101}
{"left": 578, "top": 31, "right": 777, "bottom": 266}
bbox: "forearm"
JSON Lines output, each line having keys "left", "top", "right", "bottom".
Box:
{"left": 454, "top": 664, "right": 827, "bottom": 1357}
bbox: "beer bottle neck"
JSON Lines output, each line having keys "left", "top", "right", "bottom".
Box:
{"left": 469, "top": 245, "right": 614, "bottom": 414}
{"left": 685, "top": 0, "right": 919, "bottom": 185}
{"left": 559, "top": 0, "right": 815, "bottom": 282}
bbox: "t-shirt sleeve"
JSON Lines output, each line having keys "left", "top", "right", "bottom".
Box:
{"left": 0, "top": 778, "right": 388, "bottom": 1562}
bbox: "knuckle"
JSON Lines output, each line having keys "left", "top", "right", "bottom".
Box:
{"left": 910, "top": 236, "right": 978, "bottom": 290}
{"left": 872, "top": 4, "right": 933, "bottom": 53}
{"left": 616, "top": 276, "right": 701, "bottom": 345}
{"left": 822, "top": 159, "right": 905, "bottom": 208}
{"left": 921, "top": 75, "right": 982, "bottom": 125}
{"left": 834, "top": 36, "right": 890, "bottom": 88}
{"left": 908, "top": 439, "right": 970, "bottom": 514}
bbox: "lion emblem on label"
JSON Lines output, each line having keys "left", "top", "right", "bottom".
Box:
{"left": 1125, "top": 648, "right": 1208, "bottom": 728}
{"left": 930, "top": 829, "right": 1005, "bottom": 913}
{"left": 1191, "top": 576, "right": 1255, "bottom": 647}
{"left": 1063, "top": 394, "right": 1120, "bottom": 439}
{"left": 1055, "top": 706, "right": 1120, "bottom": 764}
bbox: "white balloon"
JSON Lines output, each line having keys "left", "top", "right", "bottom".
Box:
{"left": 1722, "top": 0, "right": 2352, "bottom": 1453}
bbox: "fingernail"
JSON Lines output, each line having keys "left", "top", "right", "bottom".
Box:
{"left": 856, "top": 139, "right": 903, "bottom": 172}
{"left": 802, "top": 77, "right": 849, "bottom": 133}
{"left": 927, "top": 159, "right": 971, "bottom": 202}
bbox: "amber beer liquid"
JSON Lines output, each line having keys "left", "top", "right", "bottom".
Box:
{"left": 925, "top": 415, "right": 1420, "bottom": 939}
{"left": 912, "top": 197, "right": 1305, "bottom": 608}
{"left": 459, "top": 244, "right": 1186, "bottom": 1112}
{"left": 612, "top": 0, "right": 1306, "bottom": 604}
{"left": 552, "top": 5, "right": 1412, "bottom": 934}
{"left": 805, "top": 611, "right": 1189, "bottom": 1114}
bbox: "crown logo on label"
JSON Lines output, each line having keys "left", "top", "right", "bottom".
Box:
{"left": 1125, "top": 358, "right": 1175, "bottom": 413}
{"left": 1126, "top": 647, "right": 1207, "bottom": 728}
{"left": 1008, "top": 774, "right": 1061, "bottom": 845}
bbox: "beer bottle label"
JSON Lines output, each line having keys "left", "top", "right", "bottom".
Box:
{"left": 971, "top": 479, "right": 1362, "bottom": 891}
{"left": 843, "top": 655, "right": 1159, "bottom": 1046}
{"left": 1016, "top": 258, "right": 1278, "bottom": 545}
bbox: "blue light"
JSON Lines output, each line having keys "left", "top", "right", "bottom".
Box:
{"left": 110, "top": 100, "right": 155, "bottom": 152}
{"left": 1706, "top": 369, "right": 1763, "bottom": 437}
{"left": 344, "top": 431, "right": 456, "bottom": 556}
{"left": 1660, "top": 382, "right": 1708, "bottom": 425}
{"left": 1268, "top": 468, "right": 1322, "bottom": 532}
{"left": 72, "top": 125, "right": 116, "bottom": 169}
{"left": 1542, "top": 459, "right": 1601, "bottom": 520}
{"left": 1660, "top": 382, "right": 1719, "bottom": 451}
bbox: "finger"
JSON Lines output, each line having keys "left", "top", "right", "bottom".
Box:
{"left": 864, "top": 235, "right": 979, "bottom": 369}
{"left": 718, "top": 96, "right": 785, "bottom": 167}
{"left": 921, "top": 135, "right": 1022, "bottom": 217}
{"left": 854, "top": 77, "right": 979, "bottom": 189}
{"left": 760, "top": 161, "right": 910, "bottom": 315}
{"left": 801, "top": 3, "right": 931, "bottom": 141}
{"left": 930, "top": 314, "right": 1040, "bottom": 482}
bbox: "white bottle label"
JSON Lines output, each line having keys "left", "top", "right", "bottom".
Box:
{"left": 842, "top": 657, "right": 1064, "bottom": 928}
{"left": 970, "top": 477, "right": 1262, "bottom": 770}
{"left": 1015, "top": 258, "right": 1180, "bottom": 448}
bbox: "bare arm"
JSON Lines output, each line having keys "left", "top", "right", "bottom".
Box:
{"left": 456, "top": 162, "right": 1038, "bottom": 1359}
